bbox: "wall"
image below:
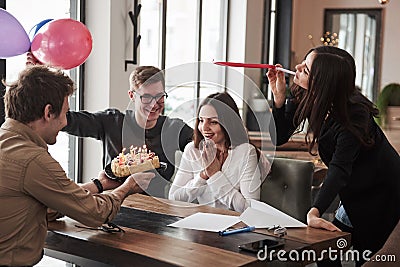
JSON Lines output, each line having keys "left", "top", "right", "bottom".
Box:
{"left": 244, "top": 0, "right": 265, "bottom": 103}
{"left": 83, "top": 0, "right": 135, "bottom": 180}
{"left": 292, "top": 0, "right": 400, "bottom": 90}
{"left": 226, "top": 0, "right": 264, "bottom": 119}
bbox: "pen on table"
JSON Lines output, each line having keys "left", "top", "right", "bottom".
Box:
{"left": 219, "top": 226, "right": 256, "bottom": 236}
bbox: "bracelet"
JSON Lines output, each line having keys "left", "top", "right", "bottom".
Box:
{"left": 91, "top": 178, "right": 104, "bottom": 193}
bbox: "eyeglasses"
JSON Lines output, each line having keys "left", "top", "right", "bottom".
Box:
{"left": 135, "top": 92, "right": 168, "bottom": 104}
{"left": 75, "top": 222, "right": 125, "bottom": 233}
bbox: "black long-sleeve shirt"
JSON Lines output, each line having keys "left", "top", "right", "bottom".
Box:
{"left": 63, "top": 109, "right": 193, "bottom": 197}
{"left": 272, "top": 97, "right": 400, "bottom": 254}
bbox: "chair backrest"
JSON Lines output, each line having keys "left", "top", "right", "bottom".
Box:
{"left": 171, "top": 150, "right": 183, "bottom": 182}
{"left": 260, "top": 157, "right": 314, "bottom": 223}
{"left": 164, "top": 150, "right": 183, "bottom": 197}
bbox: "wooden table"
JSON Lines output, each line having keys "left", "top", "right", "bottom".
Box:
{"left": 45, "top": 194, "right": 350, "bottom": 266}
{"left": 249, "top": 131, "right": 309, "bottom": 152}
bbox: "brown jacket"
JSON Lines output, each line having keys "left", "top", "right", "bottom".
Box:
{"left": 0, "top": 119, "right": 123, "bottom": 266}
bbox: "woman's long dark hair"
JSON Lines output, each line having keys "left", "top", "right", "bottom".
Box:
{"left": 194, "top": 92, "right": 249, "bottom": 150}
{"left": 292, "top": 46, "right": 378, "bottom": 154}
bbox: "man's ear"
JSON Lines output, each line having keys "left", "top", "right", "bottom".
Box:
{"left": 43, "top": 104, "right": 53, "bottom": 121}
{"left": 128, "top": 90, "right": 135, "bottom": 100}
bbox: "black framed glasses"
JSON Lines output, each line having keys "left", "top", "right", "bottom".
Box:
{"left": 135, "top": 92, "right": 168, "bottom": 104}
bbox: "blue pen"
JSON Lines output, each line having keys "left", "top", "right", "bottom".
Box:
{"left": 219, "top": 226, "right": 256, "bottom": 236}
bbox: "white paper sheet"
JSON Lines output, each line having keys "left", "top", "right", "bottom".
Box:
{"left": 239, "top": 199, "right": 307, "bottom": 228}
{"left": 168, "top": 212, "right": 241, "bottom": 232}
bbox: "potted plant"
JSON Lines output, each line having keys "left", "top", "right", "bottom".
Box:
{"left": 375, "top": 83, "right": 400, "bottom": 128}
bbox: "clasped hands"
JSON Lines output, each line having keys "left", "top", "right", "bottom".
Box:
{"left": 199, "top": 139, "right": 227, "bottom": 180}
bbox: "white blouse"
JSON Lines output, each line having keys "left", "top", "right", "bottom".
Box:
{"left": 168, "top": 142, "right": 261, "bottom": 213}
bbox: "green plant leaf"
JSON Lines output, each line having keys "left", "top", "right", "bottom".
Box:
{"left": 375, "top": 83, "right": 400, "bottom": 126}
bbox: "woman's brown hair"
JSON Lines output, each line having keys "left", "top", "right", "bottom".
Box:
{"left": 193, "top": 92, "right": 248, "bottom": 150}
{"left": 291, "top": 46, "right": 378, "bottom": 154}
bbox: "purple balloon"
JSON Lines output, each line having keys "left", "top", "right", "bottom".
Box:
{"left": 0, "top": 8, "right": 30, "bottom": 58}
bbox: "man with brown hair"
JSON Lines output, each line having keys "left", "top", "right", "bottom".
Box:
{"left": 0, "top": 65, "right": 154, "bottom": 266}
{"left": 63, "top": 66, "right": 193, "bottom": 197}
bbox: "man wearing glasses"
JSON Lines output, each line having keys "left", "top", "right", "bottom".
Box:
{"left": 64, "top": 66, "right": 193, "bottom": 198}
{"left": 0, "top": 66, "right": 155, "bottom": 266}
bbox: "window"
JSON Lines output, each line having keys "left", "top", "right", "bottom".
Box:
{"left": 139, "top": 0, "right": 228, "bottom": 126}
{"left": 138, "top": 0, "right": 162, "bottom": 67}
{"left": 325, "top": 9, "right": 381, "bottom": 101}
{"left": 4, "top": 0, "right": 84, "bottom": 181}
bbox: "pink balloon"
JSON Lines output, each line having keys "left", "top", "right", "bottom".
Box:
{"left": 0, "top": 8, "right": 30, "bottom": 58}
{"left": 31, "top": 18, "right": 92, "bottom": 69}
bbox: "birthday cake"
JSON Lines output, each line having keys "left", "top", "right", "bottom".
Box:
{"left": 111, "top": 145, "right": 160, "bottom": 177}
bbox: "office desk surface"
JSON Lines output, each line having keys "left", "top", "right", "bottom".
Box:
{"left": 46, "top": 194, "right": 350, "bottom": 266}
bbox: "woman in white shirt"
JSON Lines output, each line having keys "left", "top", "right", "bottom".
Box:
{"left": 169, "top": 92, "right": 264, "bottom": 213}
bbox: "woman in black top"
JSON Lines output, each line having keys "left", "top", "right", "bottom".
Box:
{"left": 267, "top": 46, "right": 400, "bottom": 266}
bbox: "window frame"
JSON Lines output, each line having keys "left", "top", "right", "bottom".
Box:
{"left": 0, "top": 0, "right": 85, "bottom": 182}
{"left": 0, "top": 0, "right": 7, "bottom": 126}
{"left": 140, "top": 0, "right": 229, "bottom": 119}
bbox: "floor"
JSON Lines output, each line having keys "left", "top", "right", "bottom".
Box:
{"left": 307, "top": 262, "right": 355, "bottom": 267}
{"left": 35, "top": 249, "right": 112, "bottom": 267}
{"left": 34, "top": 255, "right": 71, "bottom": 267}
{"left": 36, "top": 255, "right": 355, "bottom": 267}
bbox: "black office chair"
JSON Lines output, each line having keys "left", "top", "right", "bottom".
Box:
{"left": 260, "top": 157, "right": 314, "bottom": 223}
